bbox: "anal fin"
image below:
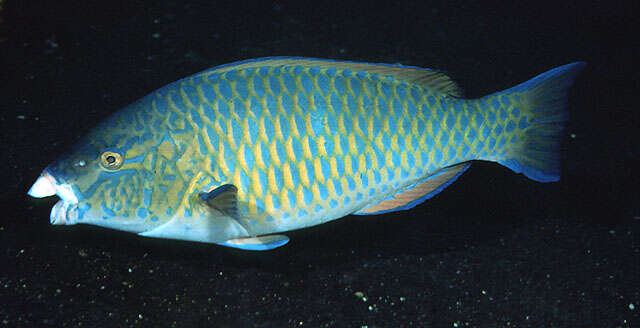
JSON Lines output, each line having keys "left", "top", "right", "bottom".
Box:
{"left": 356, "top": 162, "right": 470, "bottom": 215}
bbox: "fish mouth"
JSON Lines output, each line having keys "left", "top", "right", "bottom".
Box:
{"left": 28, "top": 170, "right": 79, "bottom": 225}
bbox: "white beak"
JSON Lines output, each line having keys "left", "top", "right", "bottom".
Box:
{"left": 28, "top": 172, "right": 57, "bottom": 198}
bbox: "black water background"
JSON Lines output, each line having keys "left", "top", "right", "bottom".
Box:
{"left": 1, "top": 1, "right": 638, "bottom": 327}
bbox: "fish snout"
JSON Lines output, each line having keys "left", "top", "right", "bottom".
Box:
{"left": 28, "top": 171, "right": 57, "bottom": 198}
{"left": 28, "top": 170, "right": 80, "bottom": 225}
{"left": 28, "top": 170, "right": 78, "bottom": 203}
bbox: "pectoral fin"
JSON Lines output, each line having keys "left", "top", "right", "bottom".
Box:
{"left": 217, "top": 234, "right": 290, "bottom": 251}
{"left": 199, "top": 184, "right": 239, "bottom": 218}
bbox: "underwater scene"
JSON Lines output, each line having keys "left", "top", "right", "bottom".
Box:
{"left": 2, "top": 1, "right": 638, "bottom": 327}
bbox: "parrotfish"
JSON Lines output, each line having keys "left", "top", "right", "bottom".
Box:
{"left": 28, "top": 57, "right": 585, "bottom": 250}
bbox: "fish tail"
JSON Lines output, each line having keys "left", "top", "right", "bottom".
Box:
{"left": 480, "top": 62, "right": 586, "bottom": 182}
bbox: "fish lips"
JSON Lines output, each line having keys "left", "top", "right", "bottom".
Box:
{"left": 28, "top": 170, "right": 79, "bottom": 225}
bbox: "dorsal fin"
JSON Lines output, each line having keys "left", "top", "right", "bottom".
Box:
{"left": 202, "top": 57, "right": 463, "bottom": 97}
{"left": 355, "top": 162, "right": 471, "bottom": 215}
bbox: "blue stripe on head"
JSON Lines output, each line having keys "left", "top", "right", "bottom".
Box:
{"left": 101, "top": 203, "right": 116, "bottom": 217}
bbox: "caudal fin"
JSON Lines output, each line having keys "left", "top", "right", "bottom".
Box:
{"left": 496, "top": 62, "right": 586, "bottom": 182}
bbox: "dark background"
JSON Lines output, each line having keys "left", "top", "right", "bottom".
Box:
{"left": 1, "top": 1, "right": 638, "bottom": 327}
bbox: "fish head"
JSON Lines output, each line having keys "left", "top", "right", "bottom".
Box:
{"left": 27, "top": 109, "right": 171, "bottom": 233}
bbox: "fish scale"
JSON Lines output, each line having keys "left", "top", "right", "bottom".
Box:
{"left": 163, "top": 63, "right": 474, "bottom": 231}
{"left": 28, "top": 57, "right": 585, "bottom": 250}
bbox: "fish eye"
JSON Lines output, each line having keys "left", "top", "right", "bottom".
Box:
{"left": 100, "top": 151, "right": 123, "bottom": 170}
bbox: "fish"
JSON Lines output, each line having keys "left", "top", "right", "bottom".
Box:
{"left": 27, "top": 57, "right": 586, "bottom": 250}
